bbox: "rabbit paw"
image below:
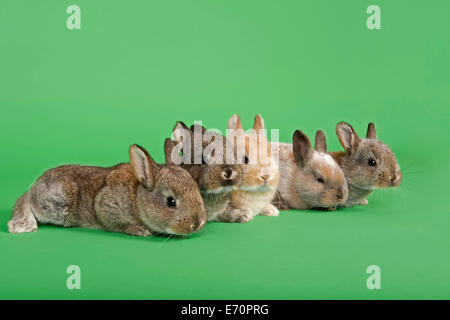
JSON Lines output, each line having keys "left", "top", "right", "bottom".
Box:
{"left": 124, "top": 225, "right": 152, "bottom": 237}
{"left": 260, "top": 203, "right": 279, "bottom": 216}
{"left": 272, "top": 191, "right": 290, "bottom": 211}
{"left": 359, "top": 199, "right": 369, "bottom": 206}
{"left": 219, "top": 209, "right": 254, "bottom": 223}
{"left": 8, "top": 216, "right": 38, "bottom": 234}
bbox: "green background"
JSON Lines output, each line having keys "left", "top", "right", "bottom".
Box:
{"left": 1, "top": 0, "right": 449, "bottom": 299}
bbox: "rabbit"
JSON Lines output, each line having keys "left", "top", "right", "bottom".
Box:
{"left": 223, "top": 114, "right": 280, "bottom": 223}
{"left": 165, "top": 121, "right": 242, "bottom": 222}
{"left": 271, "top": 129, "right": 348, "bottom": 211}
{"left": 8, "top": 144, "right": 208, "bottom": 236}
{"left": 329, "top": 122, "right": 402, "bottom": 207}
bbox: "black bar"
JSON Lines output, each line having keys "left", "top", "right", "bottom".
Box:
{"left": 0, "top": 300, "right": 448, "bottom": 318}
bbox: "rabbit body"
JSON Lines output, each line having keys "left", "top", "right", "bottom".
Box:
{"left": 168, "top": 123, "right": 242, "bottom": 222}
{"left": 329, "top": 122, "right": 402, "bottom": 207}
{"left": 272, "top": 130, "right": 348, "bottom": 210}
{"left": 225, "top": 114, "right": 280, "bottom": 222}
{"left": 8, "top": 145, "right": 207, "bottom": 236}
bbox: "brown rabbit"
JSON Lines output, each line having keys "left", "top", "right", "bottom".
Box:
{"left": 8, "top": 144, "right": 207, "bottom": 236}
{"left": 272, "top": 130, "right": 348, "bottom": 210}
{"left": 329, "top": 122, "right": 402, "bottom": 207}
{"left": 223, "top": 114, "right": 280, "bottom": 222}
{"left": 166, "top": 122, "right": 242, "bottom": 221}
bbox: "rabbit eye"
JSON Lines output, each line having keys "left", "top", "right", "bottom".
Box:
{"left": 368, "top": 159, "right": 377, "bottom": 167}
{"left": 166, "top": 196, "right": 177, "bottom": 208}
{"left": 244, "top": 156, "right": 249, "bottom": 164}
{"left": 317, "top": 177, "right": 324, "bottom": 184}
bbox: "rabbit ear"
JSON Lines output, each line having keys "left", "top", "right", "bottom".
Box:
{"left": 292, "top": 130, "right": 313, "bottom": 168}
{"left": 190, "top": 124, "right": 207, "bottom": 134}
{"left": 366, "top": 122, "right": 377, "bottom": 139}
{"left": 315, "top": 130, "right": 327, "bottom": 153}
{"left": 173, "top": 121, "right": 192, "bottom": 144}
{"left": 129, "top": 145, "right": 159, "bottom": 189}
{"left": 336, "top": 122, "right": 359, "bottom": 152}
{"left": 164, "top": 138, "right": 178, "bottom": 165}
{"left": 228, "top": 114, "right": 243, "bottom": 130}
{"left": 253, "top": 114, "right": 265, "bottom": 131}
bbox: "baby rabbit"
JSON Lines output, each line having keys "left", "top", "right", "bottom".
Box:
{"left": 272, "top": 130, "right": 348, "bottom": 210}
{"left": 166, "top": 122, "right": 242, "bottom": 222}
{"left": 223, "top": 114, "right": 280, "bottom": 223}
{"left": 8, "top": 144, "right": 207, "bottom": 236}
{"left": 329, "top": 122, "right": 402, "bottom": 207}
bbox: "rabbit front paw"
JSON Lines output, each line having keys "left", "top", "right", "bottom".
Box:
{"left": 260, "top": 203, "right": 279, "bottom": 216}
{"left": 219, "top": 208, "right": 254, "bottom": 223}
{"left": 359, "top": 199, "right": 369, "bottom": 205}
{"left": 124, "top": 225, "right": 152, "bottom": 237}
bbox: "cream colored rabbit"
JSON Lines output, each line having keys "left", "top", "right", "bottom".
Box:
{"left": 221, "top": 114, "right": 280, "bottom": 223}
{"left": 272, "top": 130, "right": 348, "bottom": 211}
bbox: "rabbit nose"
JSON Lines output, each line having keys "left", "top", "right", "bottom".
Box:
{"left": 221, "top": 167, "right": 235, "bottom": 180}
{"left": 260, "top": 175, "right": 270, "bottom": 181}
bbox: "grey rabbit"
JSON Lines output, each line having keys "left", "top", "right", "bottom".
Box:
{"left": 329, "top": 122, "right": 402, "bottom": 207}
{"left": 8, "top": 144, "right": 207, "bottom": 236}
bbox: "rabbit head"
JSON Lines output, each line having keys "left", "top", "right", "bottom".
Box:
{"left": 335, "top": 122, "right": 402, "bottom": 190}
{"left": 167, "top": 122, "right": 242, "bottom": 194}
{"left": 129, "top": 145, "right": 207, "bottom": 235}
{"left": 227, "top": 114, "right": 279, "bottom": 192}
{"left": 291, "top": 130, "right": 348, "bottom": 208}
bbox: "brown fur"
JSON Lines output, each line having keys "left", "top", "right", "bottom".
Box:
{"left": 224, "top": 114, "right": 280, "bottom": 222}
{"left": 168, "top": 122, "right": 242, "bottom": 221}
{"left": 8, "top": 145, "right": 207, "bottom": 236}
{"left": 330, "top": 122, "right": 402, "bottom": 207}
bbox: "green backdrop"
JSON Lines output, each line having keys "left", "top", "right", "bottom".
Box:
{"left": 1, "top": 0, "right": 449, "bottom": 299}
